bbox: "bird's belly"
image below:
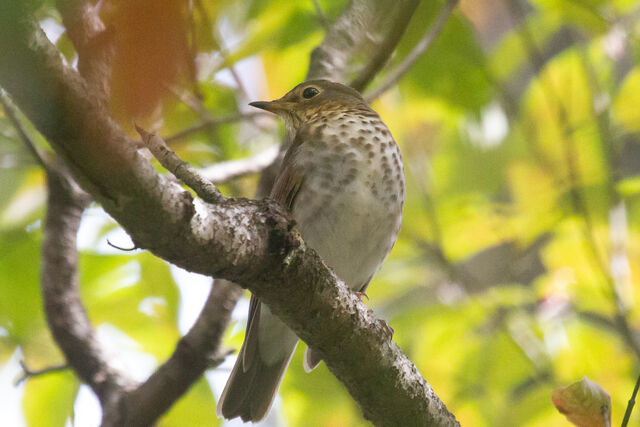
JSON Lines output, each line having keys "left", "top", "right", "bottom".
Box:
{"left": 293, "top": 176, "right": 402, "bottom": 290}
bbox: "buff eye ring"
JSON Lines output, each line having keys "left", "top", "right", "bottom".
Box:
{"left": 302, "top": 87, "right": 319, "bottom": 99}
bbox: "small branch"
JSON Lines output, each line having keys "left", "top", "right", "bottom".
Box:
{"left": 15, "top": 360, "right": 69, "bottom": 386}
{"left": 208, "top": 347, "right": 236, "bottom": 368}
{"left": 164, "top": 111, "right": 265, "bottom": 144}
{"left": 0, "top": 91, "right": 49, "bottom": 169}
{"left": 350, "top": 0, "right": 421, "bottom": 92}
{"left": 106, "top": 238, "right": 138, "bottom": 252}
{"left": 365, "top": 0, "right": 459, "bottom": 101}
{"left": 166, "top": 84, "right": 211, "bottom": 120}
{"left": 136, "top": 125, "right": 223, "bottom": 203}
{"left": 577, "top": 310, "right": 640, "bottom": 360}
{"left": 310, "top": 0, "right": 331, "bottom": 29}
{"left": 200, "top": 145, "right": 279, "bottom": 184}
{"left": 622, "top": 373, "right": 640, "bottom": 427}
{"left": 121, "top": 279, "right": 243, "bottom": 426}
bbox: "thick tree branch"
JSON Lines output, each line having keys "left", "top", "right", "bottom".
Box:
{"left": 0, "top": 6, "right": 458, "bottom": 426}
{"left": 365, "top": 0, "right": 459, "bottom": 101}
{"left": 349, "top": 0, "right": 421, "bottom": 92}
{"left": 42, "top": 165, "right": 133, "bottom": 418}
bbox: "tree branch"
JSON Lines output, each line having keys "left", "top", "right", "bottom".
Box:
{"left": 306, "top": 0, "right": 398, "bottom": 83}
{"left": 164, "top": 111, "right": 265, "bottom": 144}
{"left": 41, "top": 165, "right": 133, "bottom": 419}
{"left": 0, "top": 5, "right": 458, "bottom": 426}
{"left": 365, "top": 0, "right": 459, "bottom": 102}
{"left": 137, "top": 125, "right": 223, "bottom": 203}
{"left": 349, "top": 0, "right": 421, "bottom": 92}
{"left": 119, "top": 279, "right": 243, "bottom": 426}
{"left": 56, "top": 0, "right": 114, "bottom": 103}
{"left": 15, "top": 361, "right": 69, "bottom": 386}
{"left": 199, "top": 145, "right": 279, "bottom": 184}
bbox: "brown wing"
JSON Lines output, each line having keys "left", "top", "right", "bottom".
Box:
{"left": 270, "top": 131, "right": 308, "bottom": 210}
{"left": 241, "top": 129, "right": 308, "bottom": 366}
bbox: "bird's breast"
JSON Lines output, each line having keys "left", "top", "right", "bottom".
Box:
{"left": 291, "top": 115, "right": 405, "bottom": 290}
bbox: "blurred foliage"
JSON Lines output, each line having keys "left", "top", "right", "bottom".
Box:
{"left": 2, "top": 0, "right": 640, "bottom": 426}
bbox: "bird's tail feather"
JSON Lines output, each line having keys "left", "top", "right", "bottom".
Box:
{"left": 217, "top": 310, "right": 298, "bottom": 422}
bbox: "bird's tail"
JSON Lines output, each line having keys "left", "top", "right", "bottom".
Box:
{"left": 217, "top": 302, "right": 298, "bottom": 422}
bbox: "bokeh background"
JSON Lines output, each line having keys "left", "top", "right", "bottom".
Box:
{"left": 1, "top": 0, "right": 640, "bottom": 425}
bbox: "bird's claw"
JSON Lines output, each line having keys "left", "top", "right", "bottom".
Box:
{"left": 354, "top": 291, "right": 369, "bottom": 301}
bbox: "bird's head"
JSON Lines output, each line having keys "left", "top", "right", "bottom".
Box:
{"left": 249, "top": 79, "right": 366, "bottom": 131}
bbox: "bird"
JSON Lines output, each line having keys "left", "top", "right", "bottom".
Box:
{"left": 217, "top": 79, "right": 405, "bottom": 422}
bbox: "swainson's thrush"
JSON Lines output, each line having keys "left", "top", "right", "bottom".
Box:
{"left": 217, "top": 80, "right": 405, "bottom": 422}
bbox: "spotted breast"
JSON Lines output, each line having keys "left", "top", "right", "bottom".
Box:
{"left": 291, "top": 105, "right": 405, "bottom": 293}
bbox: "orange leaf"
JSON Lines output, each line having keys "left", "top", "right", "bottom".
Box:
{"left": 102, "top": 0, "right": 195, "bottom": 122}
{"left": 552, "top": 377, "right": 612, "bottom": 427}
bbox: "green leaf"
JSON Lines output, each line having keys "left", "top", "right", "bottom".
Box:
{"left": 0, "top": 228, "right": 45, "bottom": 340}
{"left": 80, "top": 252, "right": 180, "bottom": 359}
{"left": 489, "top": 11, "right": 562, "bottom": 82}
{"left": 397, "top": 4, "right": 494, "bottom": 112}
{"left": 23, "top": 371, "right": 79, "bottom": 427}
{"left": 529, "top": 0, "right": 609, "bottom": 33}
{"left": 614, "top": 67, "right": 640, "bottom": 132}
{"left": 216, "top": 3, "right": 320, "bottom": 71}
{"left": 159, "top": 377, "right": 219, "bottom": 426}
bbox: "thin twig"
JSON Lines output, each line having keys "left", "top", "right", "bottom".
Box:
{"left": 106, "top": 238, "right": 138, "bottom": 252}
{"left": 15, "top": 360, "right": 69, "bottom": 385}
{"left": 311, "top": 0, "right": 331, "bottom": 30}
{"left": 136, "top": 125, "right": 223, "bottom": 203}
{"left": 208, "top": 347, "right": 236, "bottom": 369}
{"left": 165, "top": 84, "right": 211, "bottom": 120}
{"left": 0, "top": 91, "right": 49, "bottom": 169}
{"left": 622, "top": 373, "right": 640, "bottom": 427}
{"left": 200, "top": 145, "right": 279, "bottom": 184}
{"left": 165, "top": 111, "right": 265, "bottom": 144}
{"left": 364, "top": 0, "right": 459, "bottom": 101}
{"left": 350, "top": 0, "right": 421, "bottom": 92}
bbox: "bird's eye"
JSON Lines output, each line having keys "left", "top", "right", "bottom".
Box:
{"left": 302, "top": 87, "right": 319, "bottom": 99}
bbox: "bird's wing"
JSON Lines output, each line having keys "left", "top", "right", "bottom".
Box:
{"left": 270, "top": 130, "right": 308, "bottom": 210}
{"left": 241, "top": 129, "right": 308, "bottom": 370}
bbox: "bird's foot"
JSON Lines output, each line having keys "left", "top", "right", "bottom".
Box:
{"left": 354, "top": 291, "right": 369, "bottom": 301}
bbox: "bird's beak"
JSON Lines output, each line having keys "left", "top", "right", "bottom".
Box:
{"left": 249, "top": 99, "right": 289, "bottom": 115}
